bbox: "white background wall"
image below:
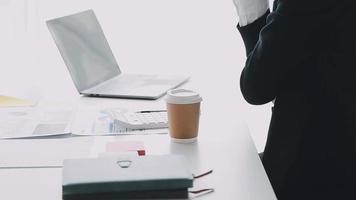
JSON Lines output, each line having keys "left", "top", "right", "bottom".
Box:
{"left": 0, "top": 0, "right": 273, "bottom": 152}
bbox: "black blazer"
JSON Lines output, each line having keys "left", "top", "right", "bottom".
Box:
{"left": 238, "top": 0, "right": 356, "bottom": 199}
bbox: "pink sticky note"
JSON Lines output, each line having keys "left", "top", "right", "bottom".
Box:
{"left": 106, "top": 141, "right": 145, "bottom": 156}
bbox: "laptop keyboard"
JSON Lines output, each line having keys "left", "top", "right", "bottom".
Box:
{"left": 85, "top": 74, "right": 185, "bottom": 97}
{"left": 92, "top": 75, "right": 144, "bottom": 93}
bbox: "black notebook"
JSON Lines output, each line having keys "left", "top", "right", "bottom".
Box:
{"left": 62, "top": 155, "right": 193, "bottom": 199}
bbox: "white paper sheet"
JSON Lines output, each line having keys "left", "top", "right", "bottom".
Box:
{"left": 0, "top": 107, "right": 73, "bottom": 139}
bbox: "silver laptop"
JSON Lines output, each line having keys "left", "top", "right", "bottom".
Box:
{"left": 46, "top": 10, "right": 188, "bottom": 100}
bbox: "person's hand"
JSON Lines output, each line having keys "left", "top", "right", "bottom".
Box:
{"left": 233, "top": 0, "right": 269, "bottom": 26}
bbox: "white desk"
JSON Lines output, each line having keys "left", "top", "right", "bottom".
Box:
{"left": 0, "top": 78, "right": 276, "bottom": 200}
{"left": 0, "top": 0, "right": 275, "bottom": 198}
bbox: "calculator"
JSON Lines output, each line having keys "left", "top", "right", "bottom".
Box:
{"left": 108, "top": 110, "right": 168, "bottom": 130}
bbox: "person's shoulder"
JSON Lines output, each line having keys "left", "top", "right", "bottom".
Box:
{"left": 276, "top": 0, "right": 352, "bottom": 13}
{"left": 271, "top": 0, "right": 355, "bottom": 23}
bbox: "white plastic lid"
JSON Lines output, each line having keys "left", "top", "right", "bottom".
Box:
{"left": 165, "top": 89, "right": 202, "bottom": 104}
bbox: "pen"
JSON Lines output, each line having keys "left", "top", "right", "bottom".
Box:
{"left": 136, "top": 110, "right": 166, "bottom": 113}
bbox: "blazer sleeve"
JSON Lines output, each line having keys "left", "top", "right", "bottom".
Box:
{"left": 237, "top": 4, "right": 325, "bottom": 105}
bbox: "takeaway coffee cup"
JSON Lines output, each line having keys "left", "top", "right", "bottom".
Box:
{"left": 165, "top": 89, "right": 202, "bottom": 143}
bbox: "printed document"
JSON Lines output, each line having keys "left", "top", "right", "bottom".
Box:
{"left": 0, "top": 107, "right": 73, "bottom": 139}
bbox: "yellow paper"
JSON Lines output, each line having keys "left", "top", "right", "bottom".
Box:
{"left": 0, "top": 95, "right": 36, "bottom": 107}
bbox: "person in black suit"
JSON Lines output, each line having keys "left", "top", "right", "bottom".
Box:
{"left": 233, "top": 0, "right": 356, "bottom": 199}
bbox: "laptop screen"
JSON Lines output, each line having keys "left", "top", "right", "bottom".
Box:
{"left": 47, "top": 10, "right": 121, "bottom": 92}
